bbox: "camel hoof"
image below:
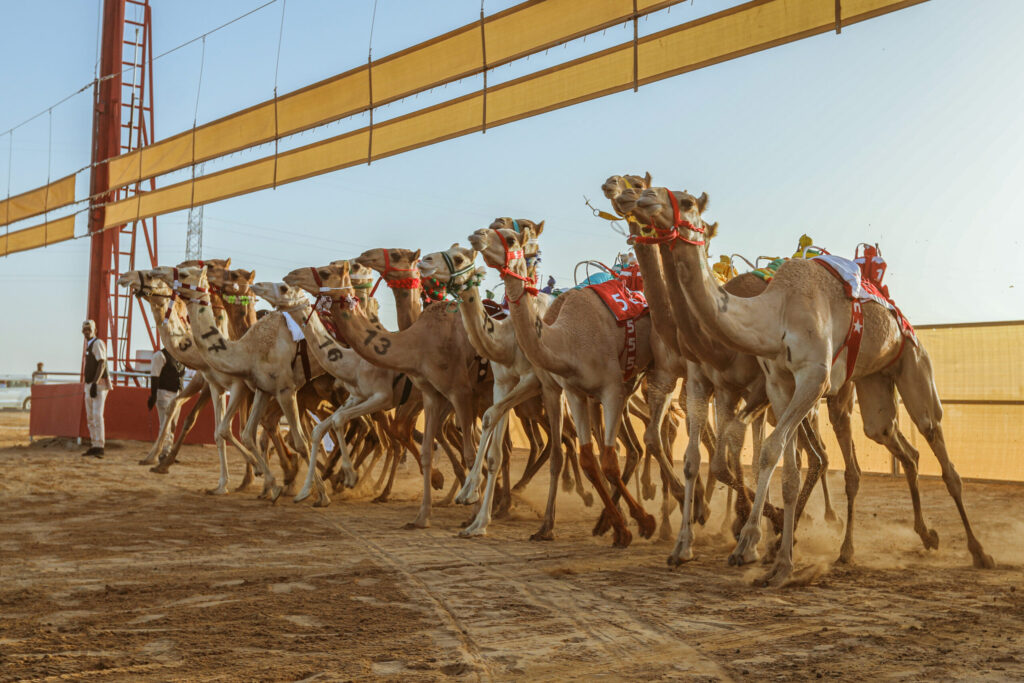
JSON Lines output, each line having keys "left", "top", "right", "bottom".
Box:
{"left": 973, "top": 552, "right": 996, "bottom": 570}
{"left": 754, "top": 562, "right": 793, "bottom": 588}
{"left": 592, "top": 513, "right": 613, "bottom": 537}
{"left": 561, "top": 475, "right": 574, "bottom": 493}
{"left": 924, "top": 528, "right": 939, "bottom": 550}
{"left": 206, "top": 487, "right": 228, "bottom": 496}
{"left": 658, "top": 525, "right": 674, "bottom": 542}
{"left": 430, "top": 470, "right": 445, "bottom": 490}
{"left": 150, "top": 465, "right": 169, "bottom": 475}
{"left": 728, "top": 543, "right": 759, "bottom": 567}
{"left": 637, "top": 513, "right": 657, "bottom": 540}
{"left": 494, "top": 505, "right": 512, "bottom": 520}
{"left": 455, "top": 489, "right": 479, "bottom": 506}
{"left": 458, "top": 526, "right": 486, "bottom": 538}
{"left": 641, "top": 482, "right": 656, "bottom": 501}
{"left": 667, "top": 550, "right": 693, "bottom": 567}
{"left": 269, "top": 486, "right": 284, "bottom": 503}
{"left": 403, "top": 521, "right": 429, "bottom": 530}
{"left": 530, "top": 529, "right": 554, "bottom": 542}
{"left": 579, "top": 491, "right": 594, "bottom": 508}
{"left": 372, "top": 493, "right": 390, "bottom": 504}
{"left": 293, "top": 488, "right": 311, "bottom": 504}
{"left": 312, "top": 495, "right": 331, "bottom": 508}
{"left": 139, "top": 457, "right": 156, "bottom": 466}
{"left": 612, "top": 528, "right": 633, "bottom": 548}
{"left": 694, "top": 502, "right": 710, "bottom": 527}
{"left": 824, "top": 509, "right": 839, "bottom": 524}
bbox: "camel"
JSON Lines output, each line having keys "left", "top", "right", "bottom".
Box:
{"left": 299, "top": 257, "right": 492, "bottom": 529}
{"left": 468, "top": 225, "right": 662, "bottom": 548}
{"left": 152, "top": 265, "right": 324, "bottom": 501}
{"left": 118, "top": 266, "right": 268, "bottom": 495}
{"left": 418, "top": 229, "right": 590, "bottom": 539}
{"left": 630, "top": 185, "right": 994, "bottom": 585}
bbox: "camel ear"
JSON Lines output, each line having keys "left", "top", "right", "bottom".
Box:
{"left": 450, "top": 243, "right": 459, "bottom": 250}
{"left": 706, "top": 221, "right": 719, "bottom": 239}
{"left": 697, "top": 192, "right": 709, "bottom": 214}
{"left": 644, "top": 172, "right": 652, "bottom": 187}
{"left": 413, "top": 249, "right": 421, "bottom": 261}
{"left": 224, "top": 258, "right": 231, "bottom": 268}
{"left": 533, "top": 220, "right": 544, "bottom": 237}
{"left": 247, "top": 270, "right": 256, "bottom": 284}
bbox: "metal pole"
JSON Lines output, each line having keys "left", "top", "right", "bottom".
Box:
{"left": 85, "top": 0, "right": 124, "bottom": 370}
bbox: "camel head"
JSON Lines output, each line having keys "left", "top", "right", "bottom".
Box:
{"left": 117, "top": 269, "right": 173, "bottom": 301}
{"left": 284, "top": 261, "right": 358, "bottom": 308}
{"left": 207, "top": 266, "right": 255, "bottom": 296}
{"left": 347, "top": 259, "right": 376, "bottom": 293}
{"left": 418, "top": 244, "right": 484, "bottom": 298}
{"left": 250, "top": 282, "right": 309, "bottom": 310}
{"left": 487, "top": 218, "right": 544, "bottom": 278}
{"left": 468, "top": 227, "right": 528, "bottom": 276}
{"left": 632, "top": 187, "right": 718, "bottom": 246}
{"left": 601, "top": 173, "right": 651, "bottom": 222}
{"left": 177, "top": 257, "right": 229, "bottom": 269}
{"left": 151, "top": 265, "right": 210, "bottom": 302}
{"left": 354, "top": 248, "right": 421, "bottom": 287}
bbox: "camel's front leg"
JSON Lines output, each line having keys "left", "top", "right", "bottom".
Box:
{"left": 235, "top": 389, "right": 278, "bottom": 499}
{"left": 531, "top": 384, "right": 565, "bottom": 541}
{"left": 274, "top": 387, "right": 311, "bottom": 501}
{"left": 670, "top": 370, "right": 713, "bottom": 565}
{"left": 408, "top": 389, "right": 443, "bottom": 529}
{"left": 598, "top": 385, "right": 656, "bottom": 541}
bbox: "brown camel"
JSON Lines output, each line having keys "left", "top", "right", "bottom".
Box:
{"left": 630, "top": 186, "right": 994, "bottom": 585}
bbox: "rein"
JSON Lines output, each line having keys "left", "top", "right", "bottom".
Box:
{"left": 304, "top": 267, "right": 357, "bottom": 328}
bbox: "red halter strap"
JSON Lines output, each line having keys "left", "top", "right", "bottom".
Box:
{"left": 370, "top": 250, "right": 421, "bottom": 296}
{"left": 171, "top": 267, "right": 210, "bottom": 306}
{"left": 631, "top": 191, "right": 706, "bottom": 248}
{"left": 494, "top": 230, "right": 539, "bottom": 304}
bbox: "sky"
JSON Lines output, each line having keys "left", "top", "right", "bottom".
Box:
{"left": 0, "top": 0, "right": 1022, "bottom": 375}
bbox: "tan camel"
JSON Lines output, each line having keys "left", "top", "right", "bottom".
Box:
{"left": 152, "top": 265, "right": 324, "bottom": 501}
{"left": 630, "top": 186, "right": 994, "bottom": 584}
{"left": 118, "top": 267, "right": 265, "bottom": 494}
{"left": 304, "top": 257, "right": 492, "bottom": 528}
{"left": 468, "top": 226, "right": 661, "bottom": 547}
{"left": 418, "top": 230, "right": 587, "bottom": 539}
{"left": 604, "top": 175, "right": 840, "bottom": 564}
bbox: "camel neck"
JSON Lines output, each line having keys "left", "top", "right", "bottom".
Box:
{"left": 185, "top": 298, "right": 249, "bottom": 376}
{"left": 457, "top": 284, "right": 516, "bottom": 366}
{"left": 148, "top": 296, "right": 205, "bottom": 369}
{"left": 629, "top": 242, "right": 697, "bottom": 364}
{"left": 294, "top": 306, "right": 350, "bottom": 375}
{"left": 328, "top": 299, "right": 419, "bottom": 376}
{"left": 225, "top": 303, "right": 257, "bottom": 339}
{"left": 672, "top": 241, "right": 780, "bottom": 359}
{"left": 501, "top": 269, "right": 573, "bottom": 378}
{"left": 390, "top": 286, "right": 422, "bottom": 330}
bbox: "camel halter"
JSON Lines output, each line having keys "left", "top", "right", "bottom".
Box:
{"left": 369, "top": 250, "right": 421, "bottom": 296}
{"left": 305, "top": 266, "right": 357, "bottom": 328}
{"left": 631, "top": 190, "right": 705, "bottom": 248}
{"left": 422, "top": 252, "right": 483, "bottom": 305}
{"left": 169, "top": 267, "right": 211, "bottom": 316}
{"left": 492, "top": 230, "right": 538, "bottom": 304}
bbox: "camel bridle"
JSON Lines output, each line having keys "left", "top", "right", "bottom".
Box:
{"left": 489, "top": 230, "right": 538, "bottom": 304}
{"left": 631, "top": 189, "right": 706, "bottom": 248}
{"left": 369, "top": 249, "right": 421, "bottom": 296}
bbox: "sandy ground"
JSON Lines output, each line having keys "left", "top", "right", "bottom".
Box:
{"left": 1, "top": 410, "right": 1023, "bottom": 682}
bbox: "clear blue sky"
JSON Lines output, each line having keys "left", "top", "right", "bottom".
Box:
{"left": 1, "top": 0, "right": 1022, "bottom": 375}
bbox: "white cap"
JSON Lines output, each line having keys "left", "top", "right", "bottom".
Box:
{"left": 81, "top": 319, "right": 96, "bottom": 331}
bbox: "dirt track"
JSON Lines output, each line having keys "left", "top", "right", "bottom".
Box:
{"left": 2, "top": 410, "right": 1023, "bottom": 682}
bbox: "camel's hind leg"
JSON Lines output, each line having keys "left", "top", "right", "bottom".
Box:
{"left": 893, "top": 347, "right": 994, "bottom": 568}
{"left": 531, "top": 384, "right": 566, "bottom": 541}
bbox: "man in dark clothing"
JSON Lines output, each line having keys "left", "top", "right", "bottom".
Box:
{"left": 81, "top": 320, "right": 110, "bottom": 458}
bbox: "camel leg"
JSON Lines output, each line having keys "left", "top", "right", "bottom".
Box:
{"left": 597, "top": 387, "right": 656, "bottom": 541}
{"left": 531, "top": 384, "right": 566, "bottom": 541}
{"left": 142, "top": 374, "right": 200, "bottom": 464}
{"left": 232, "top": 389, "right": 279, "bottom": 499}
{"left": 152, "top": 386, "right": 210, "bottom": 473}
{"left": 516, "top": 413, "right": 552, "bottom": 491}
{"left": 273, "top": 389, "right": 312, "bottom": 502}
{"left": 460, "top": 410, "right": 511, "bottom": 537}
{"left": 202, "top": 386, "right": 232, "bottom": 495}
{"left": 564, "top": 391, "right": 632, "bottom": 547}
{"left": 408, "top": 389, "right": 444, "bottom": 529}
{"left": 733, "top": 363, "right": 828, "bottom": 588}
{"left": 892, "top": 349, "right": 994, "bottom": 568}
{"left": 670, "top": 370, "right": 713, "bottom": 564}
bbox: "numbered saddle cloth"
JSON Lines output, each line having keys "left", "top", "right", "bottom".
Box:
{"left": 586, "top": 279, "right": 649, "bottom": 383}
{"left": 587, "top": 279, "right": 648, "bottom": 324}
{"left": 812, "top": 254, "right": 918, "bottom": 384}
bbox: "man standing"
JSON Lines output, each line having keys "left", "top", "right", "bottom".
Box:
{"left": 81, "top": 320, "right": 110, "bottom": 458}
{"left": 147, "top": 347, "right": 183, "bottom": 458}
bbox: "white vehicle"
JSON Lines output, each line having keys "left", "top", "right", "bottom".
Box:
{"left": 0, "top": 376, "right": 33, "bottom": 411}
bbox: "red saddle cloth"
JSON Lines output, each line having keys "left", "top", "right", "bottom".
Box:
{"left": 586, "top": 279, "right": 649, "bottom": 383}
{"left": 587, "top": 279, "right": 648, "bottom": 324}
